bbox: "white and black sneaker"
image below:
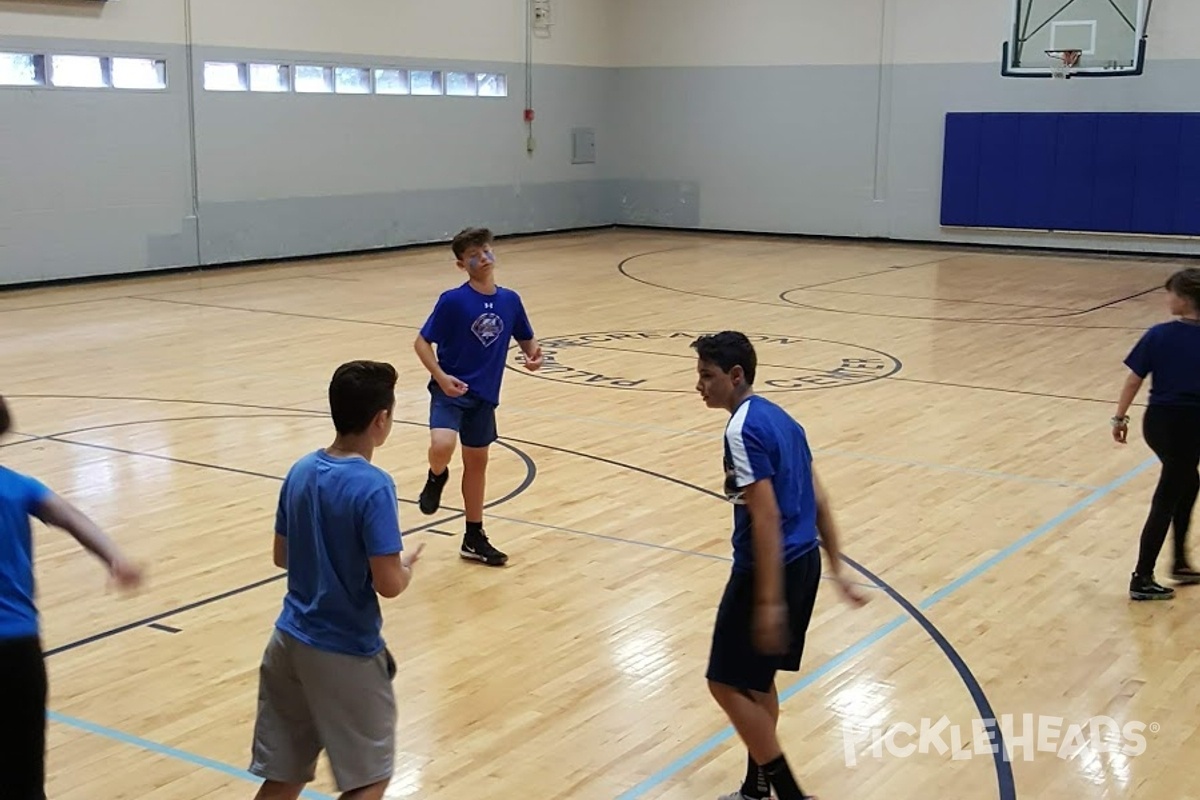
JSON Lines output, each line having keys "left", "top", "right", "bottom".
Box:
{"left": 461, "top": 530, "right": 508, "bottom": 566}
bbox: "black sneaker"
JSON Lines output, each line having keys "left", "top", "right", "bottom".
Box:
{"left": 1130, "top": 573, "right": 1175, "bottom": 600}
{"left": 1171, "top": 564, "right": 1200, "bottom": 584}
{"left": 461, "top": 530, "right": 508, "bottom": 566}
{"left": 418, "top": 468, "right": 449, "bottom": 515}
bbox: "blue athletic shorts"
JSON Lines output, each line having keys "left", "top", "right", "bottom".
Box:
{"left": 428, "top": 382, "right": 497, "bottom": 448}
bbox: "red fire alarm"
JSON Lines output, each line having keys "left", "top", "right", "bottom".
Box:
{"left": 524, "top": 108, "right": 535, "bottom": 122}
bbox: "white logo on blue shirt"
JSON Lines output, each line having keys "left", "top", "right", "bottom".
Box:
{"left": 472, "top": 312, "right": 504, "bottom": 347}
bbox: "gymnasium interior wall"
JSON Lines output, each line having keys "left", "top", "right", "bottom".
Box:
{"left": 0, "top": 0, "right": 615, "bottom": 284}
{"left": 6, "top": 0, "right": 1200, "bottom": 288}
{"left": 610, "top": 0, "right": 1200, "bottom": 257}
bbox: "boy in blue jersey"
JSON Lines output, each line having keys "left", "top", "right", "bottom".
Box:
{"left": 414, "top": 227, "right": 543, "bottom": 566}
{"left": 249, "top": 361, "right": 424, "bottom": 800}
{"left": 691, "top": 333, "right": 868, "bottom": 800}
{"left": 0, "top": 395, "right": 144, "bottom": 800}
{"left": 1112, "top": 267, "right": 1200, "bottom": 601}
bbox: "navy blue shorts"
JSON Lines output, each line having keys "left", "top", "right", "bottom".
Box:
{"left": 706, "top": 545, "right": 821, "bottom": 694}
{"left": 429, "top": 383, "right": 497, "bottom": 448}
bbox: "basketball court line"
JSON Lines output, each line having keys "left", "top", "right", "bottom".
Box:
{"left": 800, "top": 286, "right": 1073, "bottom": 311}
{"left": 45, "top": 455, "right": 1152, "bottom": 800}
{"left": 3, "top": 392, "right": 1099, "bottom": 493}
{"left": 13, "top": 394, "right": 1138, "bottom": 796}
{"left": 615, "top": 454, "right": 1157, "bottom": 798}
{"left": 47, "top": 711, "right": 336, "bottom": 800}
{"left": 616, "top": 250, "right": 1151, "bottom": 330}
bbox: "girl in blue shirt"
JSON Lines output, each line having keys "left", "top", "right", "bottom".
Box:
{"left": 1113, "top": 268, "right": 1200, "bottom": 600}
{"left": 0, "top": 395, "right": 143, "bottom": 798}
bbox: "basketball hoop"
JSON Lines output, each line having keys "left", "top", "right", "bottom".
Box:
{"left": 1046, "top": 49, "right": 1082, "bottom": 79}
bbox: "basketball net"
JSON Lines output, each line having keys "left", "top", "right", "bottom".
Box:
{"left": 1046, "top": 49, "right": 1082, "bottom": 79}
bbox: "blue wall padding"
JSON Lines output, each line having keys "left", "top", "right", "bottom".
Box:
{"left": 941, "top": 112, "right": 1200, "bottom": 235}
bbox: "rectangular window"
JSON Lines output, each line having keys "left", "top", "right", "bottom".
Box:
{"left": 0, "top": 52, "right": 44, "bottom": 86}
{"left": 477, "top": 72, "right": 507, "bottom": 97}
{"left": 374, "top": 68, "right": 409, "bottom": 95}
{"left": 248, "top": 63, "right": 289, "bottom": 92}
{"left": 203, "top": 61, "right": 246, "bottom": 91}
{"left": 294, "top": 65, "right": 332, "bottom": 93}
{"left": 410, "top": 70, "right": 442, "bottom": 95}
{"left": 334, "top": 66, "right": 370, "bottom": 94}
{"left": 445, "top": 71, "right": 476, "bottom": 96}
{"left": 50, "top": 55, "right": 107, "bottom": 88}
{"left": 111, "top": 57, "right": 167, "bottom": 90}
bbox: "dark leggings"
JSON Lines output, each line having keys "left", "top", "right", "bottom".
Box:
{"left": 0, "top": 636, "right": 47, "bottom": 799}
{"left": 1135, "top": 405, "right": 1200, "bottom": 576}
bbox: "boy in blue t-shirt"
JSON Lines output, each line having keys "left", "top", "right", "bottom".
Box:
{"left": 0, "top": 395, "right": 144, "bottom": 800}
{"left": 1112, "top": 267, "right": 1200, "bottom": 601}
{"left": 249, "top": 361, "right": 423, "bottom": 800}
{"left": 691, "top": 332, "right": 867, "bottom": 800}
{"left": 413, "top": 227, "right": 543, "bottom": 566}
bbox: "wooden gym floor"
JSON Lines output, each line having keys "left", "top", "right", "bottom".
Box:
{"left": 1, "top": 228, "right": 1192, "bottom": 799}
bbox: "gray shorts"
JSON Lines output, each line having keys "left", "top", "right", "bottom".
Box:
{"left": 249, "top": 628, "right": 396, "bottom": 792}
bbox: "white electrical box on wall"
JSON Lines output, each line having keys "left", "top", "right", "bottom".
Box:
{"left": 532, "top": 0, "right": 552, "bottom": 36}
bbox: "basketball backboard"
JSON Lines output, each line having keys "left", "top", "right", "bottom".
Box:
{"left": 1002, "top": 0, "right": 1153, "bottom": 78}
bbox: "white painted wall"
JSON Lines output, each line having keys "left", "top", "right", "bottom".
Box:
{"left": 612, "top": 0, "right": 1198, "bottom": 67}
{"left": 190, "top": 0, "right": 613, "bottom": 66}
{"left": 0, "top": 0, "right": 185, "bottom": 44}
{"left": 0, "top": 0, "right": 613, "bottom": 65}
{"left": 613, "top": 0, "right": 881, "bottom": 67}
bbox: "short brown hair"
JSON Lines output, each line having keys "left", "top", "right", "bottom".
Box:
{"left": 451, "top": 227, "right": 493, "bottom": 260}
{"left": 1165, "top": 267, "right": 1200, "bottom": 310}
{"left": 328, "top": 360, "right": 397, "bottom": 435}
{"left": 0, "top": 395, "right": 10, "bottom": 437}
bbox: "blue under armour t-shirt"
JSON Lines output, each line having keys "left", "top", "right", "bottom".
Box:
{"left": 418, "top": 282, "right": 534, "bottom": 407}
{"left": 722, "top": 395, "right": 820, "bottom": 573}
{"left": 274, "top": 450, "right": 403, "bottom": 658}
{"left": 1124, "top": 320, "right": 1200, "bottom": 407}
{"left": 0, "top": 466, "right": 52, "bottom": 641}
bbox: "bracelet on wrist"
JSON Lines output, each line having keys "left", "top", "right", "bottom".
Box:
{"left": 1111, "top": 415, "right": 1130, "bottom": 427}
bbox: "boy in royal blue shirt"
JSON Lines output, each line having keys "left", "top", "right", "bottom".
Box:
{"left": 0, "top": 395, "right": 143, "bottom": 800}
{"left": 692, "top": 332, "right": 867, "bottom": 800}
{"left": 414, "top": 227, "right": 543, "bottom": 566}
{"left": 1112, "top": 267, "right": 1200, "bottom": 601}
{"left": 249, "top": 361, "right": 424, "bottom": 800}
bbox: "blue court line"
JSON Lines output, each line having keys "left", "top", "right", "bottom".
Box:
{"left": 616, "top": 455, "right": 1157, "bottom": 799}
{"left": 48, "top": 711, "right": 335, "bottom": 800}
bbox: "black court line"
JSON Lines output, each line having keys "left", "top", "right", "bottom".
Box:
{"left": 514, "top": 436, "right": 1017, "bottom": 800}
{"left": 507, "top": 329, "right": 1139, "bottom": 408}
{"left": 802, "top": 286, "right": 1075, "bottom": 311}
{"left": 791, "top": 256, "right": 959, "bottom": 291}
{"left": 777, "top": 282, "right": 1164, "bottom": 324}
{"left": 147, "top": 623, "right": 181, "bottom": 634}
{"left": 0, "top": 296, "right": 129, "bottom": 315}
{"left": 506, "top": 334, "right": 900, "bottom": 394}
{"left": 0, "top": 433, "right": 46, "bottom": 450}
{"left": 889, "top": 375, "right": 1147, "bottom": 408}
{"left": 128, "top": 295, "right": 421, "bottom": 331}
{"left": 40, "top": 410, "right": 537, "bottom": 658}
{"left": 616, "top": 249, "right": 1149, "bottom": 331}
{"left": 530, "top": 338, "right": 890, "bottom": 376}
{"left": 845, "top": 555, "right": 1016, "bottom": 800}
{"left": 6, "top": 393, "right": 325, "bottom": 415}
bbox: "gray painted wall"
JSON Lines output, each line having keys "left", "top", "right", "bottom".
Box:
{"left": 193, "top": 46, "right": 614, "bottom": 264}
{"left": 5, "top": 33, "right": 1200, "bottom": 288}
{"left": 0, "top": 36, "right": 197, "bottom": 285}
{"left": 0, "top": 36, "right": 613, "bottom": 285}
{"left": 612, "top": 59, "right": 1200, "bottom": 258}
